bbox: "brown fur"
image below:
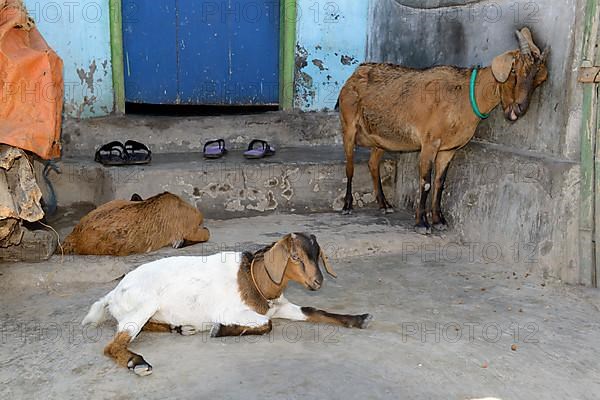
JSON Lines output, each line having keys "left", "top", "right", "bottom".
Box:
{"left": 63, "top": 192, "right": 210, "bottom": 256}
{"left": 104, "top": 332, "right": 138, "bottom": 367}
{"left": 301, "top": 307, "right": 370, "bottom": 329}
{"left": 237, "top": 251, "right": 273, "bottom": 315}
{"left": 142, "top": 321, "right": 173, "bottom": 333}
{"left": 98, "top": 233, "right": 370, "bottom": 374}
{"left": 237, "top": 233, "right": 367, "bottom": 330}
{"left": 211, "top": 321, "right": 273, "bottom": 337}
{"left": 237, "top": 233, "right": 327, "bottom": 314}
{"left": 339, "top": 28, "right": 548, "bottom": 231}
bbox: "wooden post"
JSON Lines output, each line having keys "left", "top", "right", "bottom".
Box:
{"left": 579, "top": 0, "right": 599, "bottom": 287}
{"left": 279, "top": 0, "right": 297, "bottom": 110}
{"left": 110, "top": 0, "right": 126, "bottom": 114}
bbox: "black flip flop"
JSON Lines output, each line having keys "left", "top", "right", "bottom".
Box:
{"left": 94, "top": 141, "right": 128, "bottom": 166}
{"left": 203, "top": 139, "right": 228, "bottom": 159}
{"left": 124, "top": 140, "right": 152, "bottom": 165}
{"left": 244, "top": 140, "right": 276, "bottom": 159}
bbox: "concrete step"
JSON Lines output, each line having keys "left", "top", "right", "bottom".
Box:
{"left": 61, "top": 111, "right": 341, "bottom": 158}
{"left": 0, "top": 210, "right": 454, "bottom": 288}
{"left": 46, "top": 146, "right": 397, "bottom": 219}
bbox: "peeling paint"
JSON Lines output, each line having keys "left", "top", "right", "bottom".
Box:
{"left": 295, "top": 45, "right": 316, "bottom": 108}
{"left": 77, "top": 60, "right": 97, "bottom": 93}
{"left": 295, "top": 1, "right": 368, "bottom": 110}
{"left": 189, "top": 167, "right": 303, "bottom": 214}
{"left": 340, "top": 55, "right": 359, "bottom": 66}
{"left": 312, "top": 59, "right": 326, "bottom": 71}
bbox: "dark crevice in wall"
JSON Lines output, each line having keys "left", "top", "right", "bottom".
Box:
{"left": 125, "top": 103, "right": 278, "bottom": 117}
{"left": 393, "top": 0, "right": 484, "bottom": 9}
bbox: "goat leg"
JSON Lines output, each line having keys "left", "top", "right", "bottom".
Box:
{"left": 210, "top": 321, "right": 273, "bottom": 338}
{"left": 301, "top": 307, "right": 373, "bottom": 329}
{"left": 415, "top": 144, "right": 440, "bottom": 235}
{"left": 104, "top": 331, "right": 153, "bottom": 376}
{"left": 369, "top": 148, "right": 394, "bottom": 214}
{"left": 342, "top": 179, "right": 354, "bottom": 215}
{"left": 431, "top": 150, "right": 455, "bottom": 231}
{"left": 341, "top": 118, "right": 357, "bottom": 215}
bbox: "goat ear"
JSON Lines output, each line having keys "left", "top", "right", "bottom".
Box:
{"left": 320, "top": 249, "right": 337, "bottom": 279}
{"left": 520, "top": 27, "right": 541, "bottom": 57}
{"left": 263, "top": 236, "right": 291, "bottom": 285}
{"left": 492, "top": 51, "right": 516, "bottom": 83}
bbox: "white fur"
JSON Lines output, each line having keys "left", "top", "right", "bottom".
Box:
{"left": 83, "top": 252, "right": 306, "bottom": 339}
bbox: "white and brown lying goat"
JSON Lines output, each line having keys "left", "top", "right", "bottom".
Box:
{"left": 63, "top": 192, "right": 210, "bottom": 256}
{"left": 82, "top": 233, "right": 372, "bottom": 376}
{"left": 338, "top": 28, "right": 549, "bottom": 234}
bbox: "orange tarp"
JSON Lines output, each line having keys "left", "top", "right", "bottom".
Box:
{"left": 0, "top": 0, "right": 63, "bottom": 160}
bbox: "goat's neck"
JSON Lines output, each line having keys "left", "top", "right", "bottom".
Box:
{"left": 474, "top": 66, "right": 501, "bottom": 116}
{"left": 250, "top": 259, "right": 287, "bottom": 301}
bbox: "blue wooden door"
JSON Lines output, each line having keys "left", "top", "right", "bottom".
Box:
{"left": 122, "top": 0, "right": 280, "bottom": 105}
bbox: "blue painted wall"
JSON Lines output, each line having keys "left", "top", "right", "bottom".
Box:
{"left": 24, "top": 0, "right": 114, "bottom": 118}
{"left": 294, "top": 0, "right": 368, "bottom": 111}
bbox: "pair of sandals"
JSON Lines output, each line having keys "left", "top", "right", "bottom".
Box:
{"left": 95, "top": 141, "right": 152, "bottom": 166}
{"left": 203, "top": 139, "right": 276, "bottom": 160}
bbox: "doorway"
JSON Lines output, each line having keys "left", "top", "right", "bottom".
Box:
{"left": 121, "top": 0, "right": 280, "bottom": 106}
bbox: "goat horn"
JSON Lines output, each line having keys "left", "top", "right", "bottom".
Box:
{"left": 515, "top": 30, "right": 532, "bottom": 57}
{"left": 320, "top": 249, "right": 337, "bottom": 279}
{"left": 540, "top": 47, "right": 550, "bottom": 62}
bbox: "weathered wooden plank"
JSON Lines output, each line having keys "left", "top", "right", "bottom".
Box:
{"left": 580, "top": 0, "right": 600, "bottom": 287}
{"left": 579, "top": 66, "right": 600, "bottom": 83}
{"left": 0, "top": 218, "right": 21, "bottom": 247}
{"left": 0, "top": 228, "right": 57, "bottom": 262}
{"left": 0, "top": 170, "right": 18, "bottom": 220}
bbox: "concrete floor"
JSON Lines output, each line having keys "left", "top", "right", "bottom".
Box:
{"left": 1, "top": 212, "right": 599, "bottom": 399}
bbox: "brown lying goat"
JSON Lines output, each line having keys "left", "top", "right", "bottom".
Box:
{"left": 338, "top": 28, "right": 549, "bottom": 234}
{"left": 63, "top": 192, "right": 210, "bottom": 256}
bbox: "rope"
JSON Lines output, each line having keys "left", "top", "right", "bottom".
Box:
{"left": 249, "top": 258, "right": 270, "bottom": 303}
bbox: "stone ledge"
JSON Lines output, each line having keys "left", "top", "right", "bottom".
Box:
{"left": 43, "top": 146, "right": 396, "bottom": 219}
{"left": 0, "top": 211, "right": 451, "bottom": 289}
{"left": 61, "top": 111, "right": 342, "bottom": 158}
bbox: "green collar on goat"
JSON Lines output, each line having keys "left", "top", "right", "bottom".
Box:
{"left": 470, "top": 66, "right": 490, "bottom": 119}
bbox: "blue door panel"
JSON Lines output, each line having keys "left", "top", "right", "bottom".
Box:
{"left": 122, "top": 0, "right": 178, "bottom": 104}
{"left": 123, "top": 0, "right": 280, "bottom": 105}
{"left": 178, "top": 0, "right": 231, "bottom": 104}
{"left": 230, "top": 1, "right": 280, "bottom": 104}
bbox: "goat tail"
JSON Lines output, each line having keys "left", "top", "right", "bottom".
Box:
{"left": 82, "top": 295, "right": 109, "bottom": 326}
{"left": 61, "top": 239, "right": 75, "bottom": 254}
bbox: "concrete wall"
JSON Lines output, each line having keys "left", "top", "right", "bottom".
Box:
{"left": 367, "top": 0, "right": 578, "bottom": 159}
{"left": 24, "top": 0, "right": 114, "bottom": 118}
{"left": 294, "top": 0, "right": 368, "bottom": 110}
{"left": 367, "top": 0, "right": 585, "bottom": 284}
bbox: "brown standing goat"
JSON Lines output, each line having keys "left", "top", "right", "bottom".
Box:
{"left": 63, "top": 192, "right": 210, "bottom": 256}
{"left": 338, "top": 28, "right": 549, "bottom": 234}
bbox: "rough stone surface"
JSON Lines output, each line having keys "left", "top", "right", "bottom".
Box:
{"left": 45, "top": 147, "right": 396, "bottom": 219}
{"left": 1, "top": 212, "right": 599, "bottom": 399}
{"left": 394, "top": 141, "right": 580, "bottom": 285}
{"left": 0, "top": 229, "right": 58, "bottom": 263}
{"left": 367, "top": 0, "right": 580, "bottom": 160}
{"left": 1, "top": 210, "right": 438, "bottom": 288}
{"left": 61, "top": 112, "right": 341, "bottom": 158}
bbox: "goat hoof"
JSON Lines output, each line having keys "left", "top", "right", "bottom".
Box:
{"left": 128, "top": 356, "right": 153, "bottom": 377}
{"left": 210, "top": 323, "right": 223, "bottom": 338}
{"left": 433, "top": 223, "right": 448, "bottom": 232}
{"left": 179, "top": 325, "right": 197, "bottom": 336}
{"left": 359, "top": 314, "right": 373, "bottom": 329}
{"left": 414, "top": 225, "right": 431, "bottom": 236}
